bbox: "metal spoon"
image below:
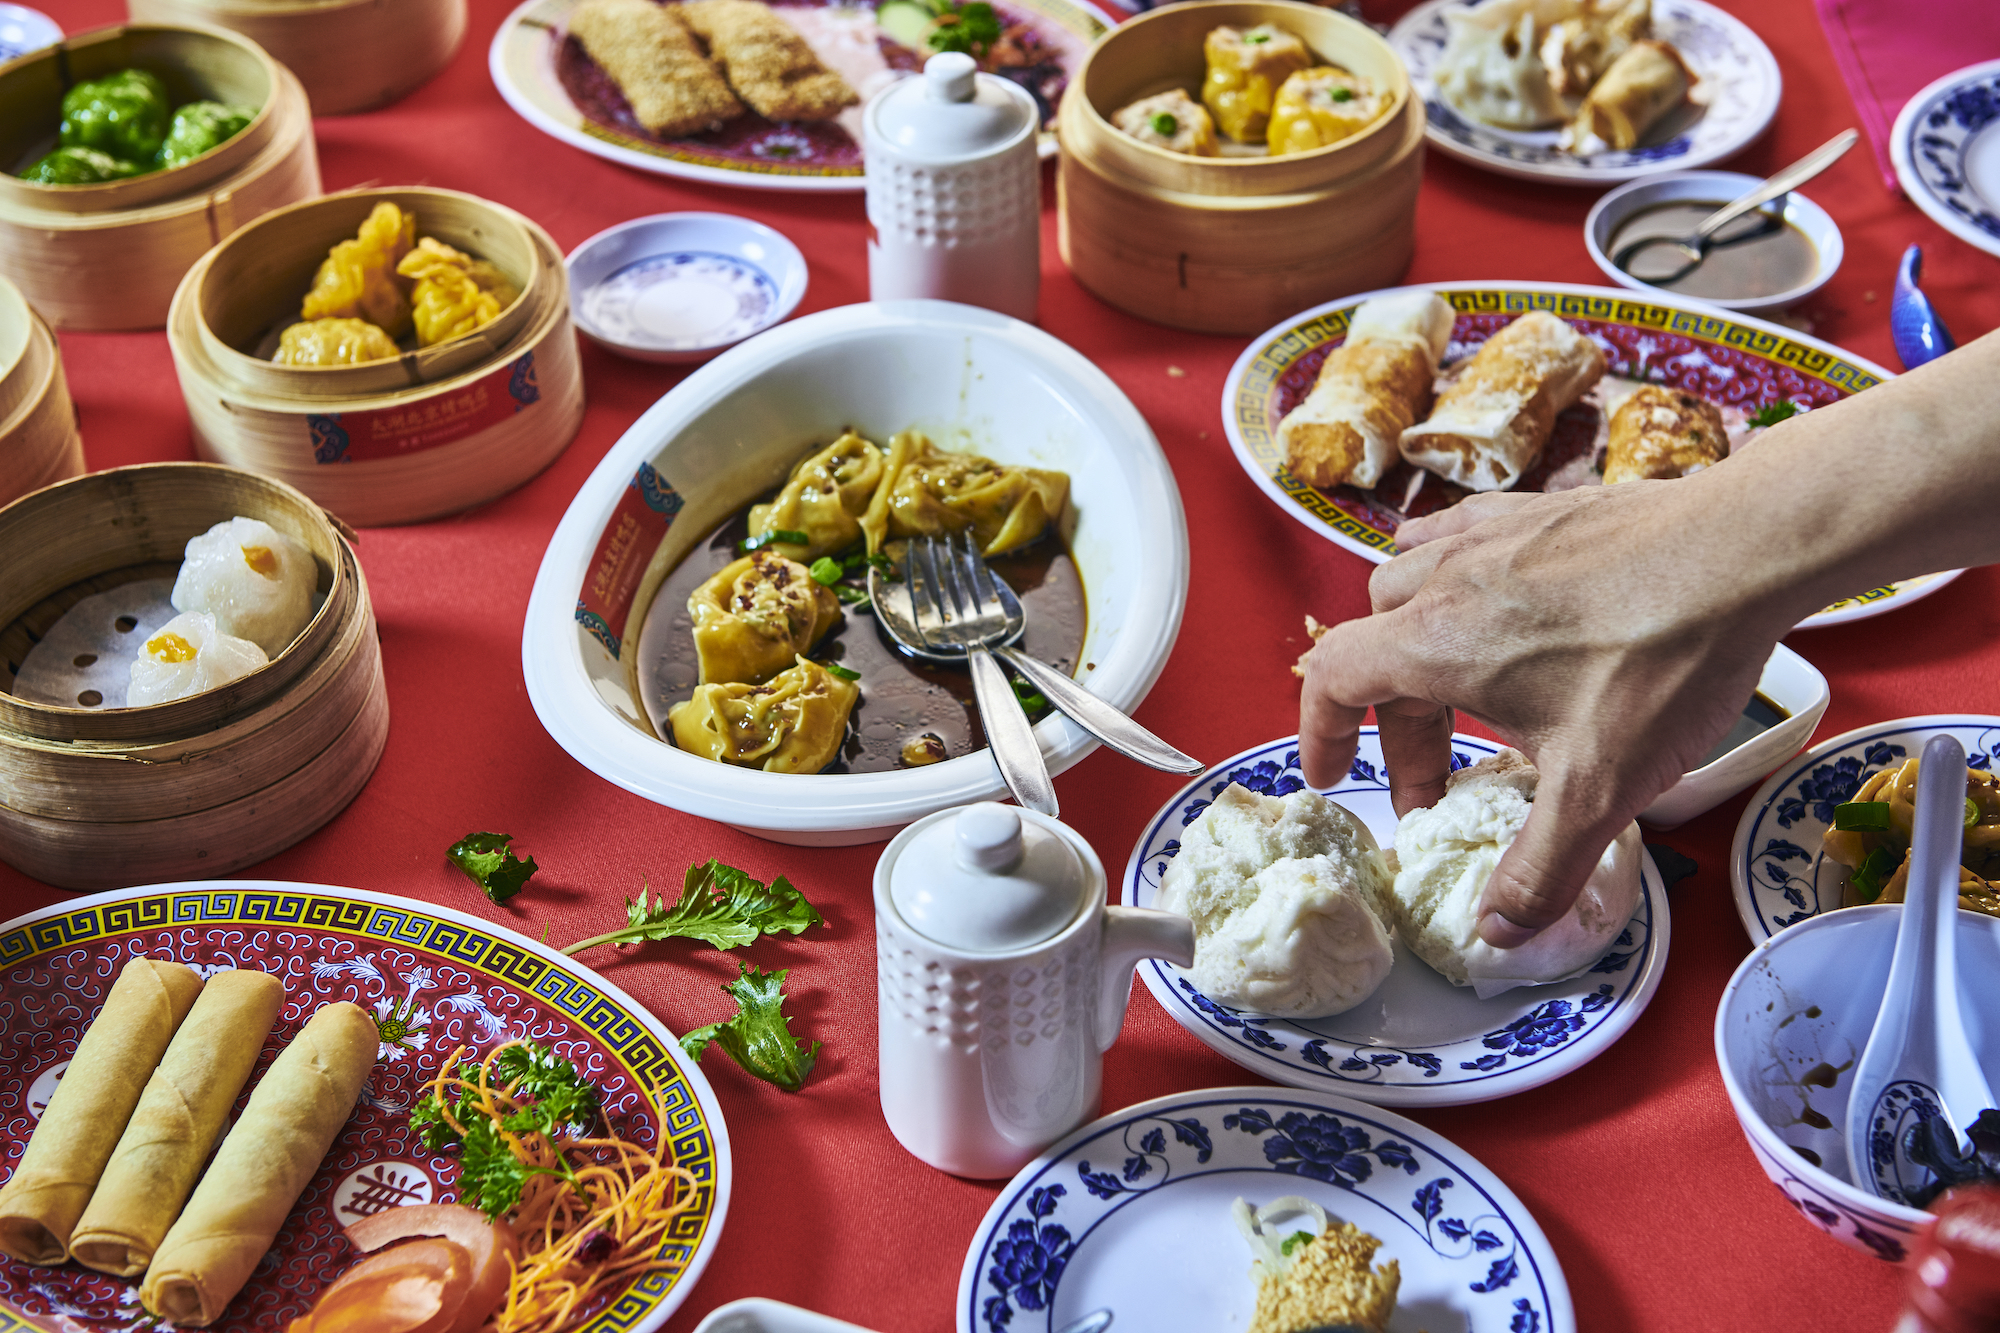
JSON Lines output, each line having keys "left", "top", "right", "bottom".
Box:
{"left": 1845, "top": 733, "right": 1998, "bottom": 1204}
{"left": 1612, "top": 129, "right": 1859, "bottom": 285}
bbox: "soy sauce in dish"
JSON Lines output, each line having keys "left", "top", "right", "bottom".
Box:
{"left": 1697, "top": 690, "right": 1791, "bottom": 768}
{"left": 1610, "top": 201, "right": 1819, "bottom": 300}
{"left": 634, "top": 511, "right": 1087, "bottom": 774}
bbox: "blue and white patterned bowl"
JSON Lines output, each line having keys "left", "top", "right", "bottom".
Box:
{"left": 1122, "top": 732, "right": 1670, "bottom": 1107}
{"left": 957, "top": 1085, "right": 1574, "bottom": 1333}
{"left": 1891, "top": 59, "right": 2000, "bottom": 260}
{"left": 566, "top": 213, "right": 809, "bottom": 364}
{"left": 1385, "top": 0, "right": 1780, "bottom": 185}
{"left": 0, "top": 4, "right": 58, "bottom": 64}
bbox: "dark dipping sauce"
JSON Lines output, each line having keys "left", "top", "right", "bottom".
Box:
{"left": 1698, "top": 690, "right": 1791, "bottom": 768}
{"left": 1611, "top": 201, "right": 1820, "bottom": 301}
{"left": 634, "top": 511, "right": 1086, "bottom": 774}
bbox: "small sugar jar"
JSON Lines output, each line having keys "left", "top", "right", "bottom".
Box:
{"left": 863, "top": 52, "right": 1042, "bottom": 322}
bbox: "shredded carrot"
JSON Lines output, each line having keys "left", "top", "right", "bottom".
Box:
{"left": 424, "top": 1042, "right": 701, "bottom": 1333}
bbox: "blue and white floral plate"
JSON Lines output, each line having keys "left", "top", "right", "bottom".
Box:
{"left": 1730, "top": 715, "right": 2000, "bottom": 943}
{"left": 1385, "top": 0, "right": 1779, "bottom": 184}
{"left": 957, "top": 1086, "right": 1574, "bottom": 1333}
{"left": 1123, "top": 733, "right": 1670, "bottom": 1107}
{"left": 1891, "top": 60, "right": 2000, "bottom": 259}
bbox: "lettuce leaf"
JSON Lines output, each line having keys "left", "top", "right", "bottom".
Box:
{"left": 681, "top": 964, "right": 820, "bottom": 1092}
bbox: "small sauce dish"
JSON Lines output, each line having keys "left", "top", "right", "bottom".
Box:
{"left": 565, "top": 212, "right": 808, "bottom": 365}
{"left": 1585, "top": 170, "right": 1843, "bottom": 313}
{"left": 1641, "top": 642, "right": 1829, "bottom": 830}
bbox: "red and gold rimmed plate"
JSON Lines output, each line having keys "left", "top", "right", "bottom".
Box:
{"left": 0, "top": 881, "right": 729, "bottom": 1333}
{"left": 488, "top": 0, "right": 1110, "bottom": 192}
{"left": 1222, "top": 282, "right": 1960, "bottom": 631}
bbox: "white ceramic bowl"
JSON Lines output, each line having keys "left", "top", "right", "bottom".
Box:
{"left": 1584, "top": 170, "right": 1843, "bottom": 312}
{"left": 693, "top": 1300, "right": 878, "bottom": 1333}
{"left": 566, "top": 212, "right": 809, "bottom": 364}
{"left": 1715, "top": 903, "right": 2000, "bottom": 1261}
{"left": 1639, "top": 642, "right": 1829, "bottom": 829}
{"left": 0, "top": 4, "right": 59, "bottom": 62}
{"left": 523, "top": 299, "right": 1189, "bottom": 845}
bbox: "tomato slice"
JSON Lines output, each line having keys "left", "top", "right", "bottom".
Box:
{"left": 292, "top": 1238, "right": 472, "bottom": 1333}
{"left": 344, "top": 1204, "right": 520, "bottom": 1333}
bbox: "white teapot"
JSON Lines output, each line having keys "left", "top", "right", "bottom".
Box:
{"left": 874, "top": 803, "right": 1195, "bottom": 1178}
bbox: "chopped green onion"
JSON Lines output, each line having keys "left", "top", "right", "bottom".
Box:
{"left": 1245, "top": 30, "right": 1270, "bottom": 42}
{"left": 1150, "top": 111, "right": 1179, "bottom": 136}
{"left": 867, "top": 552, "right": 894, "bottom": 574}
{"left": 808, "top": 557, "right": 843, "bottom": 585}
{"left": 1850, "top": 845, "right": 1899, "bottom": 904}
{"left": 1970, "top": 798, "right": 1982, "bottom": 829}
{"left": 822, "top": 661, "right": 861, "bottom": 681}
{"left": 738, "top": 528, "right": 810, "bottom": 554}
{"left": 1746, "top": 400, "right": 1802, "bottom": 428}
{"left": 1012, "top": 677, "right": 1047, "bottom": 713}
{"left": 833, "top": 585, "right": 871, "bottom": 605}
{"left": 1832, "top": 801, "right": 1893, "bottom": 832}
{"left": 1329, "top": 87, "right": 1353, "bottom": 102}
{"left": 1280, "top": 1230, "right": 1317, "bottom": 1256}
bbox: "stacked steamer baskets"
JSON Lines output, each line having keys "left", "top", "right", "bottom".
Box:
{"left": 1057, "top": 0, "right": 1423, "bottom": 335}
{"left": 0, "top": 22, "right": 320, "bottom": 330}
{"left": 127, "top": 0, "right": 465, "bottom": 114}
{"left": 166, "top": 187, "right": 585, "bottom": 526}
{"left": 0, "top": 463, "right": 387, "bottom": 891}
{"left": 0, "top": 275, "right": 85, "bottom": 508}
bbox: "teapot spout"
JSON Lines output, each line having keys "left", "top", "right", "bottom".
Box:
{"left": 1097, "top": 906, "right": 1195, "bottom": 1051}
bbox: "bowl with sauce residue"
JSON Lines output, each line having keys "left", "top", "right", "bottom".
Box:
{"left": 1714, "top": 904, "right": 2000, "bottom": 1261}
{"left": 1585, "top": 171, "right": 1842, "bottom": 313}
{"left": 1640, "top": 642, "right": 1829, "bottom": 830}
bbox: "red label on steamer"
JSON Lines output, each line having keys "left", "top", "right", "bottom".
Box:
{"left": 306, "top": 351, "right": 543, "bottom": 465}
{"left": 574, "top": 462, "right": 683, "bottom": 660}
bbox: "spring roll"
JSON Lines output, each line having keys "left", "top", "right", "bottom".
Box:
{"left": 140, "top": 1002, "right": 378, "bottom": 1327}
{"left": 1280, "top": 291, "right": 1456, "bottom": 490}
{"left": 1399, "top": 310, "right": 1606, "bottom": 491}
{"left": 675, "top": 0, "right": 857, "bottom": 123}
{"left": 0, "top": 958, "right": 203, "bottom": 1265}
{"left": 1602, "top": 384, "right": 1727, "bottom": 483}
{"left": 1563, "top": 39, "right": 1691, "bottom": 152}
{"left": 68, "top": 969, "right": 286, "bottom": 1277}
{"left": 568, "top": 0, "right": 744, "bottom": 137}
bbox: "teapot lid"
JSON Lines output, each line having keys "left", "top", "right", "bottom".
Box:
{"left": 865, "top": 52, "right": 1037, "bottom": 164}
{"left": 888, "top": 804, "right": 1091, "bottom": 952}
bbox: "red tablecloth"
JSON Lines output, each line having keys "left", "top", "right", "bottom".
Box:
{"left": 11, "top": 0, "right": 2000, "bottom": 1327}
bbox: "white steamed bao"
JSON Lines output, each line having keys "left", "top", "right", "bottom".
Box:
{"left": 127, "top": 611, "right": 269, "bottom": 707}
{"left": 170, "top": 516, "right": 316, "bottom": 658}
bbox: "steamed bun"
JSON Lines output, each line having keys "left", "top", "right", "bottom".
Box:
{"left": 1156, "top": 783, "right": 1395, "bottom": 1018}
{"left": 1388, "top": 749, "right": 1642, "bottom": 998}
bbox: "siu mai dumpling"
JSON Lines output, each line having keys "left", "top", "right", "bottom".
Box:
{"left": 302, "top": 203, "right": 417, "bottom": 341}
{"left": 1113, "top": 90, "right": 1219, "bottom": 156}
{"left": 881, "top": 434, "right": 1069, "bottom": 556}
{"left": 690, "top": 550, "right": 843, "bottom": 685}
{"left": 127, "top": 613, "right": 268, "bottom": 707}
{"left": 748, "top": 431, "right": 892, "bottom": 560}
{"left": 1202, "top": 24, "right": 1312, "bottom": 143}
{"left": 1434, "top": 0, "right": 1572, "bottom": 130}
{"left": 274, "top": 318, "right": 399, "bottom": 367}
{"left": 1267, "top": 67, "right": 1391, "bottom": 156}
{"left": 668, "top": 656, "right": 859, "bottom": 774}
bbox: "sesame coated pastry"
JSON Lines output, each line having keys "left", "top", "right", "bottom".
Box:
{"left": 1602, "top": 383, "right": 1728, "bottom": 483}
{"left": 1248, "top": 1221, "right": 1400, "bottom": 1333}
{"left": 675, "top": 0, "right": 859, "bottom": 122}
{"left": 567, "top": 0, "right": 744, "bottom": 137}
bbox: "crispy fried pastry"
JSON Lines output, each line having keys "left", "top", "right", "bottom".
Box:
{"left": 568, "top": 0, "right": 744, "bottom": 137}
{"left": 676, "top": 0, "right": 858, "bottom": 122}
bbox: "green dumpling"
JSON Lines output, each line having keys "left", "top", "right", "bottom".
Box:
{"left": 19, "top": 146, "right": 145, "bottom": 184}
{"left": 60, "top": 69, "right": 172, "bottom": 164}
{"left": 157, "top": 101, "right": 257, "bottom": 169}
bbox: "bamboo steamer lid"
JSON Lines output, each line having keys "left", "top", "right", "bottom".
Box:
{"left": 0, "top": 33, "right": 321, "bottom": 332}
{"left": 0, "top": 274, "right": 36, "bottom": 424}
{"left": 128, "top": 0, "right": 467, "bottom": 116}
{"left": 0, "top": 310, "right": 86, "bottom": 510}
{"left": 1055, "top": 0, "right": 1424, "bottom": 335}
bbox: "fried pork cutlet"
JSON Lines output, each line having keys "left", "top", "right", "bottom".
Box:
{"left": 675, "top": 0, "right": 858, "bottom": 122}
{"left": 568, "top": 0, "right": 743, "bottom": 137}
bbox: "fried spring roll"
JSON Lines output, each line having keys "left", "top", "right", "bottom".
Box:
{"left": 140, "top": 1002, "right": 379, "bottom": 1327}
{"left": 0, "top": 958, "right": 203, "bottom": 1265}
{"left": 1565, "top": 39, "right": 1691, "bottom": 152}
{"left": 1602, "top": 384, "right": 1727, "bottom": 483}
{"left": 1280, "top": 291, "right": 1456, "bottom": 490}
{"left": 69, "top": 969, "right": 285, "bottom": 1277}
{"left": 568, "top": 0, "right": 744, "bottom": 137}
{"left": 675, "top": 0, "right": 857, "bottom": 123}
{"left": 1399, "top": 310, "right": 1606, "bottom": 491}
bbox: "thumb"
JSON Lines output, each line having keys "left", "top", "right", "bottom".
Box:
{"left": 1474, "top": 780, "right": 1625, "bottom": 948}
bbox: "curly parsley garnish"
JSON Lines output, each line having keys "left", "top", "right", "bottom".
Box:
{"left": 927, "top": 0, "right": 1002, "bottom": 58}
{"left": 1746, "top": 400, "right": 1802, "bottom": 428}
{"left": 561, "top": 859, "right": 825, "bottom": 955}
{"left": 681, "top": 964, "right": 821, "bottom": 1092}
{"left": 409, "top": 1042, "right": 601, "bottom": 1219}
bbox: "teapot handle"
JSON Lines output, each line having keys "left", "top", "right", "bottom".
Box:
{"left": 1096, "top": 906, "right": 1196, "bottom": 1052}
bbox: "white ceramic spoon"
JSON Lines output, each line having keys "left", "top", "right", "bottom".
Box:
{"left": 1845, "top": 732, "right": 1999, "bottom": 1203}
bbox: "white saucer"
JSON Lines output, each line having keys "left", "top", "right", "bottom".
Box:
{"left": 566, "top": 212, "right": 808, "bottom": 364}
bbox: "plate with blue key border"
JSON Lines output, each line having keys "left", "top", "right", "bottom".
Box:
{"left": 1730, "top": 715, "right": 2000, "bottom": 943}
{"left": 957, "top": 1086, "right": 1574, "bottom": 1333}
{"left": 1122, "top": 731, "right": 1671, "bottom": 1107}
{"left": 1891, "top": 60, "right": 2000, "bottom": 260}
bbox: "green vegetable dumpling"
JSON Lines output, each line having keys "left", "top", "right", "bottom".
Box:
{"left": 157, "top": 102, "right": 257, "bottom": 169}
{"left": 689, "top": 550, "right": 842, "bottom": 685}
{"left": 60, "top": 69, "right": 172, "bottom": 165}
{"left": 19, "top": 146, "right": 143, "bottom": 184}
{"left": 882, "top": 433, "right": 1069, "bottom": 556}
{"left": 748, "top": 431, "right": 892, "bottom": 560}
{"left": 668, "top": 657, "right": 860, "bottom": 774}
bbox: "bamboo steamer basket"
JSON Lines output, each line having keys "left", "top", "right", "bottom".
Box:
{"left": 128, "top": 0, "right": 466, "bottom": 116}
{"left": 0, "top": 463, "right": 387, "bottom": 890}
{"left": 168, "top": 189, "right": 586, "bottom": 526}
{"left": 1056, "top": 0, "right": 1424, "bottom": 335}
{"left": 0, "top": 24, "right": 321, "bottom": 331}
{"left": 0, "top": 305, "right": 87, "bottom": 510}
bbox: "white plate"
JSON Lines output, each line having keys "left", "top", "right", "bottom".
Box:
{"left": 1386, "top": 0, "right": 1779, "bottom": 185}
{"left": 1891, "top": 59, "right": 2000, "bottom": 259}
{"left": 1122, "top": 732, "right": 1670, "bottom": 1107}
{"left": 1221, "top": 280, "right": 1963, "bottom": 631}
{"left": 1729, "top": 714, "right": 2000, "bottom": 943}
{"left": 957, "top": 1085, "right": 1575, "bottom": 1333}
{"left": 488, "top": 0, "right": 1107, "bottom": 193}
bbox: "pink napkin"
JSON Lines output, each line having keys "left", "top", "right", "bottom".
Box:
{"left": 1816, "top": 0, "right": 2000, "bottom": 190}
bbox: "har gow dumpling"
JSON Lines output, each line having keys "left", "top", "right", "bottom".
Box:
{"left": 128, "top": 612, "right": 269, "bottom": 707}
{"left": 170, "top": 516, "right": 317, "bottom": 658}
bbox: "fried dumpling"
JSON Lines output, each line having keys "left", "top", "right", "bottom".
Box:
{"left": 668, "top": 656, "right": 859, "bottom": 774}
{"left": 881, "top": 434, "right": 1069, "bottom": 556}
{"left": 1202, "top": 24, "right": 1312, "bottom": 143}
{"left": 748, "top": 431, "right": 892, "bottom": 561}
{"left": 396, "top": 237, "right": 520, "bottom": 347}
{"left": 301, "top": 202, "right": 416, "bottom": 341}
{"left": 1434, "top": 0, "right": 1573, "bottom": 130}
{"left": 273, "top": 318, "right": 400, "bottom": 367}
{"left": 689, "top": 550, "right": 843, "bottom": 685}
